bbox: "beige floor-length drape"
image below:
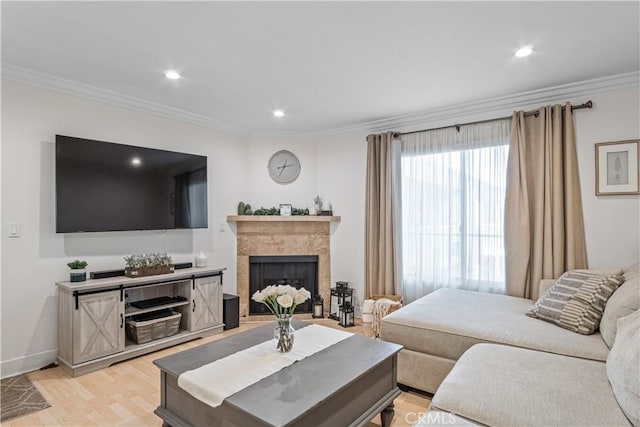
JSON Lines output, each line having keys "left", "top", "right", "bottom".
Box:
{"left": 365, "top": 132, "right": 400, "bottom": 297}
{"left": 505, "top": 103, "right": 588, "bottom": 300}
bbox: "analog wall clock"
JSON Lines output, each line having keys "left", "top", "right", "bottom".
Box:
{"left": 268, "top": 150, "right": 301, "bottom": 184}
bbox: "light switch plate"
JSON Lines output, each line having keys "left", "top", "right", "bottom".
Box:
{"left": 8, "top": 222, "right": 22, "bottom": 238}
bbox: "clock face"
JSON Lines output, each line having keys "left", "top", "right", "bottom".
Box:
{"left": 268, "top": 150, "right": 301, "bottom": 184}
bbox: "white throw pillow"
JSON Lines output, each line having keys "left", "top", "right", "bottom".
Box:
{"left": 606, "top": 310, "right": 640, "bottom": 426}
{"left": 600, "top": 277, "right": 640, "bottom": 348}
{"left": 624, "top": 263, "right": 640, "bottom": 281}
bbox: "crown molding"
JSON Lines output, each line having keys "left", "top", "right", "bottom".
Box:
{"left": 3, "top": 63, "right": 638, "bottom": 142}
{"left": 1, "top": 63, "right": 248, "bottom": 136}
{"left": 247, "top": 129, "right": 319, "bottom": 143}
{"left": 314, "top": 71, "right": 640, "bottom": 141}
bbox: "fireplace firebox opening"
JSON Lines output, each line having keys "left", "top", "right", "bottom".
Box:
{"left": 249, "top": 255, "right": 319, "bottom": 315}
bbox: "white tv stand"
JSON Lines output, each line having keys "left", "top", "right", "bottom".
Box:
{"left": 56, "top": 266, "right": 226, "bottom": 377}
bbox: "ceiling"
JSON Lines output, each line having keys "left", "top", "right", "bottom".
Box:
{"left": 2, "top": 1, "right": 639, "bottom": 135}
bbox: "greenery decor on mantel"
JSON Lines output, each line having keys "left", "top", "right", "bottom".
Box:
{"left": 124, "top": 253, "right": 174, "bottom": 278}
{"left": 238, "top": 201, "right": 309, "bottom": 216}
{"left": 67, "top": 260, "right": 88, "bottom": 282}
{"left": 237, "top": 202, "right": 253, "bottom": 215}
{"left": 227, "top": 215, "right": 340, "bottom": 223}
{"left": 254, "top": 206, "right": 310, "bottom": 216}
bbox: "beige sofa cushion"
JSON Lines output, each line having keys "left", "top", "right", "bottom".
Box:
{"left": 607, "top": 310, "right": 640, "bottom": 426}
{"left": 600, "top": 263, "right": 640, "bottom": 348}
{"left": 432, "top": 344, "right": 631, "bottom": 427}
{"left": 624, "top": 263, "right": 640, "bottom": 281}
{"left": 601, "top": 277, "right": 640, "bottom": 348}
{"left": 527, "top": 270, "right": 624, "bottom": 334}
{"left": 380, "top": 288, "right": 609, "bottom": 362}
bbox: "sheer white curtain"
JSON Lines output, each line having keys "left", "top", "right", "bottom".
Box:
{"left": 400, "top": 119, "right": 510, "bottom": 303}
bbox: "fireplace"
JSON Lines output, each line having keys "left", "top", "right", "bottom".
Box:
{"left": 228, "top": 215, "right": 339, "bottom": 319}
{"left": 249, "top": 255, "right": 319, "bottom": 315}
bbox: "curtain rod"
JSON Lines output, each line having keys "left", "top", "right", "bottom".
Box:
{"left": 383, "top": 100, "right": 593, "bottom": 140}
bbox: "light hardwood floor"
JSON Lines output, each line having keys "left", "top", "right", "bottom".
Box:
{"left": 2, "top": 319, "right": 430, "bottom": 427}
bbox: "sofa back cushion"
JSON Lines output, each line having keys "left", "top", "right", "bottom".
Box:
{"left": 606, "top": 309, "right": 639, "bottom": 426}
{"left": 624, "top": 263, "right": 640, "bottom": 281}
{"left": 527, "top": 270, "right": 624, "bottom": 335}
{"left": 600, "top": 271, "right": 640, "bottom": 348}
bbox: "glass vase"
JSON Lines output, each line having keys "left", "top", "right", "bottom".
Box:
{"left": 274, "top": 314, "right": 295, "bottom": 353}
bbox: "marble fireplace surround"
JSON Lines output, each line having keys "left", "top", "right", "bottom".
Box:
{"left": 227, "top": 215, "right": 341, "bottom": 320}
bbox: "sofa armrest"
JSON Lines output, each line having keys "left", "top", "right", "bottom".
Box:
{"left": 538, "top": 279, "right": 556, "bottom": 296}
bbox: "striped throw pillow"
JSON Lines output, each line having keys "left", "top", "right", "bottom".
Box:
{"left": 527, "top": 270, "right": 625, "bottom": 335}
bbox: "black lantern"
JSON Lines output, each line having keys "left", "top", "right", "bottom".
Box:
{"left": 339, "top": 302, "right": 355, "bottom": 328}
{"left": 312, "top": 294, "right": 324, "bottom": 318}
{"left": 336, "top": 281, "right": 348, "bottom": 289}
{"left": 329, "top": 282, "right": 354, "bottom": 320}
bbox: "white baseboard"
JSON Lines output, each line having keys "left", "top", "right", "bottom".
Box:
{"left": 1, "top": 349, "right": 58, "bottom": 379}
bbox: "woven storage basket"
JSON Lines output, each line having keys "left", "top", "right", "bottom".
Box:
{"left": 371, "top": 294, "right": 403, "bottom": 314}
{"left": 126, "top": 310, "right": 181, "bottom": 344}
{"left": 370, "top": 294, "right": 403, "bottom": 338}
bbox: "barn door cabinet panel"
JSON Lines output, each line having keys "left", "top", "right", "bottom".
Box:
{"left": 189, "top": 274, "right": 223, "bottom": 331}
{"left": 73, "top": 290, "right": 124, "bottom": 364}
{"left": 56, "top": 267, "right": 225, "bottom": 377}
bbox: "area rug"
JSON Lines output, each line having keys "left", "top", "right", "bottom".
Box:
{"left": 0, "top": 374, "right": 50, "bottom": 422}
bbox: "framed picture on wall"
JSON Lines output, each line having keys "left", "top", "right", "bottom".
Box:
{"left": 595, "top": 140, "right": 640, "bottom": 195}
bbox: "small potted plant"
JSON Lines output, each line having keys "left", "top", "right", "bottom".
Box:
{"left": 67, "top": 260, "right": 88, "bottom": 282}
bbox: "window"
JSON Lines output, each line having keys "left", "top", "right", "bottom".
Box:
{"left": 400, "top": 120, "right": 510, "bottom": 302}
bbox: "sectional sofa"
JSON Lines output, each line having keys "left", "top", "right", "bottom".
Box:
{"left": 380, "top": 264, "right": 639, "bottom": 426}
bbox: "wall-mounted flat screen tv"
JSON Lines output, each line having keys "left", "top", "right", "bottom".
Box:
{"left": 56, "top": 135, "right": 208, "bottom": 233}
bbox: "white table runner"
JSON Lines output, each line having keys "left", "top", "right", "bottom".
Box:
{"left": 177, "top": 324, "right": 353, "bottom": 408}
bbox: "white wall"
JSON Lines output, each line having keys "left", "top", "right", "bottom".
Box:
{"left": 573, "top": 88, "right": 640, "bottom": 267}
{"left": 316, "top": 136, "right": 367, "bottom": 311}
{"left": 316, "top": 86, "right": 640, "bottom": 311}
{"left": 1, "top": 80, "right": 248, "bottom": 377}
{"left": 246, "top": 138, "right": 318, "bottom": 210}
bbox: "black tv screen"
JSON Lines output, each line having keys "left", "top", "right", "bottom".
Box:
{"left": 56, "top": 135, "right": 208, "bottom": 233}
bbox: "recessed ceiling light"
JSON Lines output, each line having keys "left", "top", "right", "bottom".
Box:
{"left": 515, "top": 46, "right": 534, "bottom": 58}
{"left": 131, "top": 157, "right": 141, "bottom": 166}
{"left": 165, "top": 70, "right": 181, "bottom": 80}
{"left": 273, "top": 110, "right": 285, "bottom": 118}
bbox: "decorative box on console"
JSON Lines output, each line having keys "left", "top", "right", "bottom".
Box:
{"left": 125, "top": 265, "right": 175, "bottom": 278}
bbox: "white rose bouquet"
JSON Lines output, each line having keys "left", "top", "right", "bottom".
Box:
{"left": 252, "top": 284, "right": 311, "bottom": 352}
{"left": 251, "top": 284, "right": 311, "bottom": 316}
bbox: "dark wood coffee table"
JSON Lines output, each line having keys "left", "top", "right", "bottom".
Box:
{"left": 154, "top": 320, "right": 402, "bottom": 427}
